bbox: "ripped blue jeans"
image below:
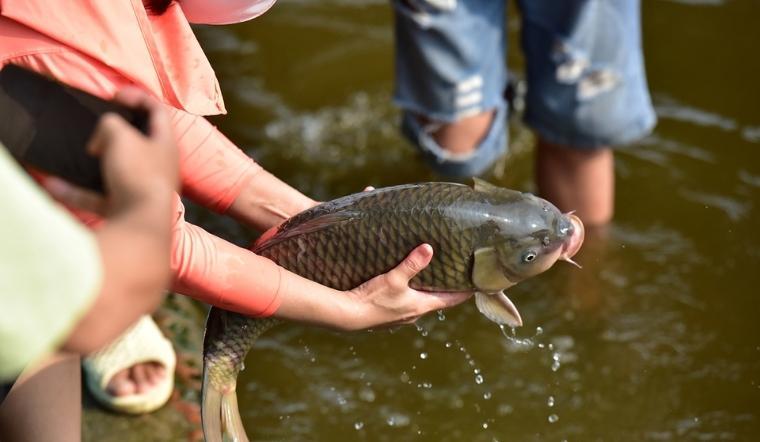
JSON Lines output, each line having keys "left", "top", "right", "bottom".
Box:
{"left": 393, "top": 0, "right": 657, "bottom": 177}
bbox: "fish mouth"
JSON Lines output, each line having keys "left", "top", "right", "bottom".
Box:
{"left": 560, "top": 213, "right": 585, "bottom": 267}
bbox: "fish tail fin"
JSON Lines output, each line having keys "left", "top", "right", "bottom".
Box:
{"left": 221, "top": 385, "right": 248, "bottom": 442}
{"left": 202, "top": 369, "right": 249, "bottom": 442}
{"left": 201, "top": 370, "right": 223, "bottom": 442}
{"left": 201, "top": 307, "right": 280, "bottom": 442}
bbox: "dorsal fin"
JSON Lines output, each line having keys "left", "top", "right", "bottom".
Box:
{"left": 472, "top": 178, "right": 502, "bottom": 193}
{"left": 253, "top": 211, "right": 357, "bottom": 252}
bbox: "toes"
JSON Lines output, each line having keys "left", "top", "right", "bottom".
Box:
{"left": 145, "top": 362, "right": 166, "bottom": 386}
{"left": 106, "top": 369, "right": 136, "bottom": 397}
{"left": 131, "top": 364, "right": 149, "bottom": 394}
{"left": 105, "top": 362, "right": 169, "bottom": 397}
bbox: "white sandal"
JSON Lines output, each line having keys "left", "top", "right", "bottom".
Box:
{"left": 82, "top": 315, "right": 176, "bottom": 414}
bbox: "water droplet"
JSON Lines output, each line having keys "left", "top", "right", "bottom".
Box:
{"left": 482, "top": 422, "right": 489, "bottom": 429}
{"left": 551, "top": 353, "right": 561, "bottom": 371}
{"left": 420, "top": 352, "right": 428, "bottom": 360}
{"left": 445, "top": 341, "right": 452, "bottom": 348}
{"left": 474, "top": 368, "right": 481, "bottom": 374}
{"left": 354, "top": 421, "right": 364, "bottom": 430}
{"left": 337, "top": 396, "right": 347, "bottom": 406}
{"left": 400, "top": 371, "right": 410, "bottom": 383}
{"left": 535, "top": 326, "right": 543, "bottom": 335}
{"left": 547, "top": 396, "right": 555, "bottom": 407}
{"left": 548, "top": 414, "right": 559, "bottom": 423}
{"left": 239, "top": 361, "right": 245, "bottom": 372}
{"left": 483, "top": 392, "right": 492, "bottom": 400}
{"left": 475, "top": 374, "right": 484, "bottom": 384}
{"left": 437, "top": 310, "right": 446, "bottom": 321}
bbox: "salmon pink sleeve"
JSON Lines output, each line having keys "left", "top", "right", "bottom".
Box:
{"left": 168, "top": 107, "right": 262, "bottom": 213}
{"left": 170, "top": 200, "right": 282, "bottom": 317}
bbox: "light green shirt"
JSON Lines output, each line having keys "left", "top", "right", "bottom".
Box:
{"left": 0, "top": 147, "right": 102, "bottom": 381}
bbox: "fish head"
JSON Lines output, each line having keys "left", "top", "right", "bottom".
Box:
{"left": 491, "top": 193, "right": 585, "bottom": 282}
{"left": 470, "top": 191, "right": 585, "bottom": 327}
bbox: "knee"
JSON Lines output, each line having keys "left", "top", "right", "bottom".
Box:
{"left": 401, "top": 106, "right": 508, "bottom": 177}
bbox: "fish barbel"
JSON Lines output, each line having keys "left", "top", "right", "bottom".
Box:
{"left": 201, "top": 179, "right": 584, "bottom": 441}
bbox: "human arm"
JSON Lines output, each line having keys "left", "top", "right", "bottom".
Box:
{"left": 166, "top": 218, "right": 472, "bottom": 331}
{"left": 44, "top": 88, "right": 179, "bottom": 354}
{"left": 168, "top": 108, "right": 317, "bottom": 231}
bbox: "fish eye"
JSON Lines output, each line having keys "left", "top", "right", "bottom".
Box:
{"left": 522, "top": 251, "right": 537, "bottom": 263}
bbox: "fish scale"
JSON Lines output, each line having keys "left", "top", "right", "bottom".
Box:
{"left": 200, "top": 181, "right": 581, "bottom": 442}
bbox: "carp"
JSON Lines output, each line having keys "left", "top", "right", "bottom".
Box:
{"left": 201, "top": 179, "right": 584, "bottom": 441}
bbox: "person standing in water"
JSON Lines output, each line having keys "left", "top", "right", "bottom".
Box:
{"left": 392, "top": 0, "right": 657, "bottom": 227}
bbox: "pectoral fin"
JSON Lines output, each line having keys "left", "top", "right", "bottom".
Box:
{"left": 473, "top": 246, "right": 515, "bottom": 292}
{"left": 475, "top": 292, "right": 523, "bottom": 327}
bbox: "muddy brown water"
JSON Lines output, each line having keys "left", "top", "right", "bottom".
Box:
{"left": 91, "top": 1, "right": 760, "bottom": 440}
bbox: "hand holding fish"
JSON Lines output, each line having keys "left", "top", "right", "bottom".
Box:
{"left": 341, "top": 243, "right": 472, "bottom": 329}
{"left": 267, "top": 243, "right": 471, "bottom": 331}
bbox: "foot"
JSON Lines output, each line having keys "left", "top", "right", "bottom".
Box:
{"left": 106, "top": 362, "right": 167, "bottom": 396}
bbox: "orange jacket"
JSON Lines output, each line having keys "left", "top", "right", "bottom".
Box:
{"left": 0, "top": 0, "right": 282, "bottom": 316}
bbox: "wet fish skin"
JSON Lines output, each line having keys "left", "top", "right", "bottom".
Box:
{"left": 255, "top": 182, "right": 523, "bottom": 292}
{"left": 202, "top": 181, "right": 580, "bottom": 441}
